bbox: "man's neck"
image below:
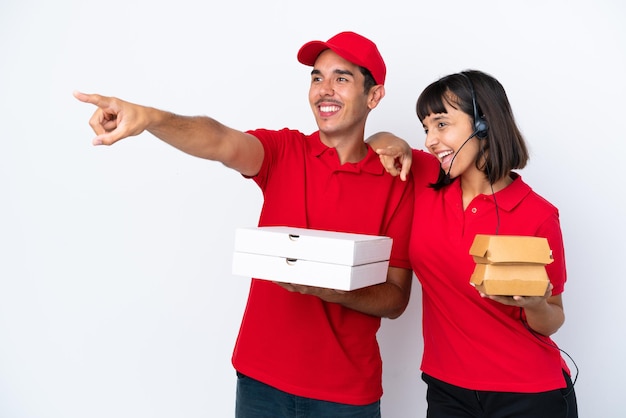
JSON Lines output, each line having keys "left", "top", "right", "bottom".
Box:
{"left": 320, "top": 133, "right": 368, "bottom": 164}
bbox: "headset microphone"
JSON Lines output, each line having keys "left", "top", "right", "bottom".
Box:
{"left": 441, "top": 130, "right": 478, "bottom": 185}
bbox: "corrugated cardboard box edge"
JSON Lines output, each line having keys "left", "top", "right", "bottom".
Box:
{"left": 469, "top": 235, "right": 552, "bottom": 296}
{"left": 470, "top": 263, "right": 549, "bottom": 296}
{"left": 469, "top": 234, "right": 554, "bottom": 265}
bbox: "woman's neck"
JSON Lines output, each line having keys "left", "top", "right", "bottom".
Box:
{"left": 460, "top": 172, "right": 512, "bottom": 210}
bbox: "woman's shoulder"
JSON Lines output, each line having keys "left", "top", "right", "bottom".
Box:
{"left": 411, "top": 148, "right": 440, "bottom": 183}
{"left": 510, "top": 174, "right": 560, "bottom": 215}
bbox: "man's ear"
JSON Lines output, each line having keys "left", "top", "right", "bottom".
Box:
{"left": 368, "top": 85, "right": 385, "bottom": 109}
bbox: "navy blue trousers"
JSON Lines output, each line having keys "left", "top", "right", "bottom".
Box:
{"left": 235, "top": 372, "right": 381, "bottom": 418}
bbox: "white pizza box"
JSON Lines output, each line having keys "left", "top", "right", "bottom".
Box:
{"left": 232, "top": 252, "right": 390, "bottom": 290}
{"left": 231, "top": 226, "right": 393, "bottom": 290}
{"left": 233, "top": 226, "right": 393, "bottom": 265}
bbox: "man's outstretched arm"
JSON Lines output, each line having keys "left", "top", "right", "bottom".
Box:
{"left": 74, "top": 91, "right": 264, "bottom": 176}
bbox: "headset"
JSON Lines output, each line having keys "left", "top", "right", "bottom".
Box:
{"left": 460, "top": 72, "right": 489, "bottom": 139}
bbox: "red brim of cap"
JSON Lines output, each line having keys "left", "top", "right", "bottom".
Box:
{"left": 297, "top": 41, "right": 329, "bottom": 66}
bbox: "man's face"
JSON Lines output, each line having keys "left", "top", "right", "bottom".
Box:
{"left": 308, "top": 49, "right": 373, "bottom": 139}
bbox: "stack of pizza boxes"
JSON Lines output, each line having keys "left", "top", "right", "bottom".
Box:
{"left": 232, "top": 226, "right": 393, "bottom": 291}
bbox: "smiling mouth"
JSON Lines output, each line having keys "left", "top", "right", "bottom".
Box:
{"left": 320, "top": 105, "right": 340, "bottom": 113}
{"left": 437, "top": 150, "right": 454, "bottom": 161}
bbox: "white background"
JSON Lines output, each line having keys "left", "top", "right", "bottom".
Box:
{"left": 1, "top": 0, "right": 624, "bottom": 416}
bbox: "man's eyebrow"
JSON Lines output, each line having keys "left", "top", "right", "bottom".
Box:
{"left": 334, "top": 69, "right": 354, "bottom": 77}
{"left": 310, "top": 68, "right": 355, "bottom": 77}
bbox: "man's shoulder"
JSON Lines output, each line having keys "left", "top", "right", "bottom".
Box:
{"left": 246, "top": 128, "right": 315, "bottom": 140}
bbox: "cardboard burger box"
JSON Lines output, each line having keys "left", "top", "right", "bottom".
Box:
{"left": 469, "top": 234, "right": 554, "bottom": 297}
{"left": 232, "top": 226, "right": 393, "bottom": 291}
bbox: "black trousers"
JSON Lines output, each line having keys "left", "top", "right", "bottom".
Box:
{"left": 422, "top": 370, "right": 577, "bottom": 418}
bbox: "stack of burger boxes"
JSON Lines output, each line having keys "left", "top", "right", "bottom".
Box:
{"left": 232, "top": 226, "right": 393, "bottom": 291}
{"left": 469, "top": 234, "right": 554, "bottom": 296}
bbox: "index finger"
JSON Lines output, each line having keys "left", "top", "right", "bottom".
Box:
{"left": 399, "top": 152, "right": 413, "bottom": 182}
{"left": 73, "top": 90, "right": 110, "bottom": 108}
{"left": 375, "top": 146, "right": 413, "bottom": 181}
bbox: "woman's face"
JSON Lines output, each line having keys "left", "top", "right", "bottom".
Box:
{"left": 422, "top": 97, "right": 480, "bottom": 179}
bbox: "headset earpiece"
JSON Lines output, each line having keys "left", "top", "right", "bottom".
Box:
{"left": 460, "top": 72, "right": 488, "bottom": 139}
{"left": 474, "top": 114, "right": 488, "bottom": 140}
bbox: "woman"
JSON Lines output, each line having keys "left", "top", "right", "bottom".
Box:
{"left": 369, "top": 70, "right": 578, "bottom": 417}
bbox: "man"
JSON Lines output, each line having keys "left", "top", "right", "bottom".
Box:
{"left": 75, "top": 31, "right": 414, "bottom": 417}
